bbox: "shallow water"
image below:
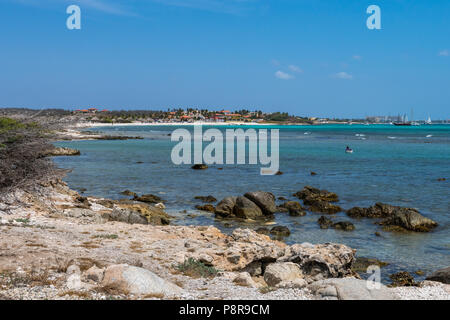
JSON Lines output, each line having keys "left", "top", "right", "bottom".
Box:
{"left": 54, "top": 124, "right": 450, "bottom": 282}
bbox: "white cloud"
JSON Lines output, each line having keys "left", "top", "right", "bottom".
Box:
{"left": 438, "top": 50, "right": 449, "bottom": 57}
{"left": 275, "top": 71, "right": 294, "bottom": 80}
{"left": 352, "top": 55, "right": 362, "bottom": 60}
{"left": 333, "top": 72, "right": 353, "bottom": 80}
{"left": 288, "top": 65, "right": 303, "bottom": 73}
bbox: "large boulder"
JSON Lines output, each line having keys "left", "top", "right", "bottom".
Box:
{"left": 215, "top": 197, "right": 237, "bottom": 218}
{"left": 234, "top": 196, "right": 263, "bottom": 219}
{"left": 220, "top": 229, "right": 286, "bottom": 270}
{"left": 308, "top": 278, "right": 398, "bottom": 300}
{"left": 101, "top": 264, "right": 183, "bottom": 296}
{"left": 379, "top": 209, "right": 438, "bottom": 232}
{"left": 264, "top": 262, "right": 304, "bottom": 287}
{"left": 279, "top": 243, "right": 356, "bottom": 280}
{"left": 294, "top": 186, "right": 339, "bottom": 203}
{"left": 426, "top": 267, "right": 450, "bottom": 284}
{"left": 244, "top": 191, "right": 276, "bottom": 215}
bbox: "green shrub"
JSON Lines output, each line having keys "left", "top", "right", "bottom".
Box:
{"left": 175, "top": 258, "right": 219, "bottom": 278}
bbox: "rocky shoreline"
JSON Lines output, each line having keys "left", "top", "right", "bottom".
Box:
{"left": 0, "top": 177, "right": 449, "bottom": 300}
{"left": 0, "top": 125, "right": 448, "bottom": 300}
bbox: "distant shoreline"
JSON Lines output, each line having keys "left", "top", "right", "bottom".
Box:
{"left": 75, "top": 121, "right": 350, "bottom": 128}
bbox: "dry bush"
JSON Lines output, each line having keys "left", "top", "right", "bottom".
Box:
{"left": 0, "top": 117, "right": 60, "bottom": 193}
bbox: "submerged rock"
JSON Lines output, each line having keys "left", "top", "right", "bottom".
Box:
{"left": 389, "top": 271, "right": 418, "bottom": 287}
{"left": 294, "top": 186, "right": 339, "bottom": 203}
{"left": 133, "top": 194, "right": 164, "bottom": 204}
{"left": 270, "top": 226, "right": 291, "bottom": 237}
{"left": 194, "top": 195, "right": 217, "bottom": 203}
{"left": 332, "top": 221, "right": 355, "bottom": 231}
{"left": 317, "top": 216, "right": 333, "bottom": 229}
{"left": 317, "top": 219, "right": 354, "bottom": 231}
{"left": 255, "top": 227, "right": 270, "bottom": 235}
{"left": 191, "top": 164, "right": 208, "bottom": 170}
{"left": 275, "top": 206, "right": 289, "bottom": 213}
{"left": 351, "top": 257, "right": 389, "bottom": 273}
{"left": 120, "top": 190, "right": 137, "bottom": 197}
{"left": 280, "top": 201, "right": 306, "bottom": 217}
{"left": 195, "top": 204, "right": 215, "bottom": 213}
{"left": 309, "top": 200, "right": 342, "bottom": 214}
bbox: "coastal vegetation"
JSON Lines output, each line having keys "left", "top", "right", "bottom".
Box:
{"left": 0, "top": 117, "right": 57, "bottom": 192}
{"left": 175, "top": 258, "right": 220, "bottom": 278}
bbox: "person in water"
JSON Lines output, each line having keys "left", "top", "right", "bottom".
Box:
{"left": 346, "top": 146, "right": 352, "bottom": 152}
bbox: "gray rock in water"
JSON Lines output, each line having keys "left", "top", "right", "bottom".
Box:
{"left": 101, "top": 264, "right": 183, "bottom": 296}
{"left": 234, "top": 196, "right": 263, "bottom": 219}
{"left": 318, "top": 216, "right": 333, "bottom": 229}
{"left": 426, "top": 267, "right": 450, "bottom": 284}
{"left": 280, "top": 201, "right": 306, "bottom": 216}
{"left": 309, "top": 200, "right": 342, "bottom": 214}
{"left": 294, "top": 186, "right": 339, "bottom": 203}
{"left": 308, "top": 278, "right": 398, "bottom": 300}
{"left": 215, "top": 197, "right": 237, "bottom": 218}
{"left": 332, "top": 221, "right": 355, "bottom": 231}
{"left": 380, "top": 208, "right": 438, "bottom": 232}
{"left": 244, "top": 191, "right": 276, "bottom": 215}
{"left": 270, "top": 226, "right": 290, "bottom": 237}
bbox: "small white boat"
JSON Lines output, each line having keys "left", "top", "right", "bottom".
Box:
{"left": 345, "top": 146, "right": 354, "bottom": 153}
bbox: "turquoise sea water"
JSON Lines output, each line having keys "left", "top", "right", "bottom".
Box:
{"left": 54, "top": 124, "right": 450, "bottom": 282}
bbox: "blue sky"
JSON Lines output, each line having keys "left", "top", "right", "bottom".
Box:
{"left": 0, "top": 0, "right": 449, "bottom": 119}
